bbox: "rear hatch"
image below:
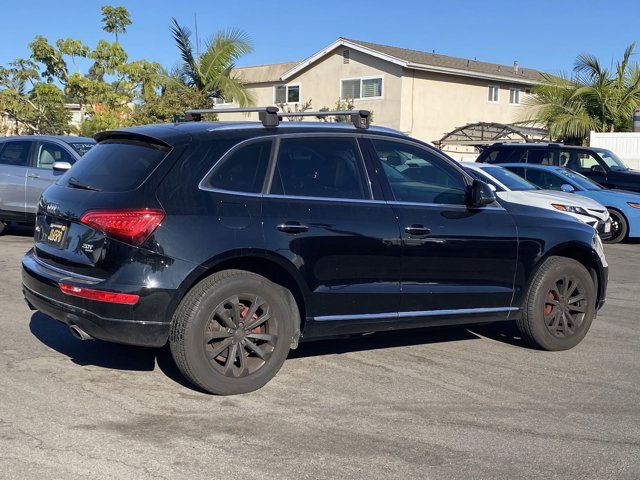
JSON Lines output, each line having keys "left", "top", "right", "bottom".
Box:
{"left": 34, "top": 133, "right": 180, "bottom": 279}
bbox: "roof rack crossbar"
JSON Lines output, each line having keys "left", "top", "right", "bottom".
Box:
{"left": 278, "top": 110, "right": 370, "bottom": 129}
{"left": 183, "top": 106, "right": 280, "bottom": 127}
{"left": 181, "top": 106, "right": 370, "bottom": 129}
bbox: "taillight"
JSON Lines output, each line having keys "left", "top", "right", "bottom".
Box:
{"left": 59, "top": 282, "right": 140, "bottom": 305}
{"left": 79, "top": 209, "right": 165, "bottom": 245}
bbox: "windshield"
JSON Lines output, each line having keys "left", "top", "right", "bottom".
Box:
{"left": 482, "top": 166, "right": 537, "bottom": 191}
{"left": 60, "top": 140, "right": 170, "bottom": 192}
{"left": 68, "top": 142, "right": 95, "bottom": 157}
{"left": 559, "top": 168, "right": 602, "bottom": 191}
{"left": 597, "top": 149, "right": 629, "bottom": 171}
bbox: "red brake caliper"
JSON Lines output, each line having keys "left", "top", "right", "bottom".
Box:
{"left": 240, "top": 306, "right": 263, "bottom": 333}
{"left": 544, "top": 291, "right": 556, "bottom": 315}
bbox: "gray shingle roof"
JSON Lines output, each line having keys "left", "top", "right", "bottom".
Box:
{"left": 344, "top": 38, "right": 545, "bottom": 82}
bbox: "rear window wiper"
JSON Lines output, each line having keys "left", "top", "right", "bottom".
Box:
{"left": 67, "top": 176, "right": 102, "bottom": 192}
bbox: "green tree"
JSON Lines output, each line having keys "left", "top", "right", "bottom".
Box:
{"left": 130, "top": 78, "right": 211, "bottom": 125}
{"left": 526, "top": 43, "right": 640, "bottom": 143}
{"left": 0, "top": 63, "right": 71, "bottom": 134}
{"left": 100, "top": 5, "right": 132, "bottom": 43}
{"left": 170, "top": 18, "right": 254, "bottom": 106}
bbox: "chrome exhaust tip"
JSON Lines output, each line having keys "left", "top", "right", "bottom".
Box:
{"left": 69, "top": 324, "right": 93, "bottom": 341}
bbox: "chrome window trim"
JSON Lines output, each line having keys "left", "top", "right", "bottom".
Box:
{"left": 197, "top": 131, "right": 504, "bottom": 210}
{"left": 314, "top": 306, "right": 519, "bottom": 322}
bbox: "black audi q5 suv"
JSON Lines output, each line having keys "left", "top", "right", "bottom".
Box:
{"left": 22, "top": 108, "right": 608, "bottom": 395}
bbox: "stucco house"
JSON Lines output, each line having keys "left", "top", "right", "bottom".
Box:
{"left": 221, "top": 38, "right": 545, "bottom": 158}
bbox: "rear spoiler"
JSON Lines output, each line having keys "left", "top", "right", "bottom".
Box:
{"left": 93, "top": 130, "right": 172, "bottom": 150}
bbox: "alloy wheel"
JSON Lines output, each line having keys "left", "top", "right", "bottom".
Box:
{"left": 543, "top": 276, "right": 587, "bottom": 338}
{"left": 204, "top": 294, "right": 278, "bottom": 378}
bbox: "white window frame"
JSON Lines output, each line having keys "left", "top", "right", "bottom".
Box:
{"left": 212, "top": 96, "right": 234, "bottom": 106}
{"left": 509, "top": 87, "right": 521, "bottom": 105}
{"left": 340, "top": 76, "right": 384, "bottom": 101}
{"left": 273, "top": 83, "right": 301, "bottom": 105}
{"left": 488, "top": 85, "right": 499, "bottom": 103}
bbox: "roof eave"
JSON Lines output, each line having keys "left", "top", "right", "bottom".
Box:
{"left": 406, "top": 62, "right": 541, "bottom": 85}
{"left": 280, "top": 38, "right": 408, "bottom": 81}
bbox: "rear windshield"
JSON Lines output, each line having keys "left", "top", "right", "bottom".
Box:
{"left": 59, "top": 140, "right": 170, "bottom": 192}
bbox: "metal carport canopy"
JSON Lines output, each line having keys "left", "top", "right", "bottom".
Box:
{"left": 435, "top": 122, "right": 548, "bottom": 147}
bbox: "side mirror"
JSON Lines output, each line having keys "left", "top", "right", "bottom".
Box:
{"left": 487, "top": 183, "right": 497, "bottom": 192}
{"left": 560, "top": 183, "right": 575, "bottom": 193}
{"left": 52, "top": 161, "right": 72, "bottom": 172}
{"left": 592, "top": 164, "right": 606, "bottom": 174}
{"left": 468, "top": 179, "right": 496, "bottom": 207}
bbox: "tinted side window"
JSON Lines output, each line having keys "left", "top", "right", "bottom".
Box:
{"left": 559, "top": 150, "right": 600, "bottom": 173}
{"left": 270, "top": 137, "right": 367, "bottom": 200}
{"left": 481, "top": 147, "right": 526, "bottom": 164}
{"left": 526, "top": 149, "right": 556, "bottom": 165}
{"left": 36, "top": 142, "right": 75, "bottom": 169}
{"left": 523, "top": 169, "right": 565, "bottom": 190}
{"left": 205, "top": 140, "right": 272, "bottom": 193}
{"left": 371, "top": 139, "right": 467, "bottom": 205}
{"left": 0, "top": 141, "right": 31, "bottom": 167}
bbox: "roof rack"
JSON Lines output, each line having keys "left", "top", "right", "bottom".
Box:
{"left": 279, "top": 110, "right": 370, "bottom": 129}
{"left": 181, "top": 106, "right": 370, "bottom": 129}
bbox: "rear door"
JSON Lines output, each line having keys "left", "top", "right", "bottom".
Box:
{"left": 0, "top": 140, "right": 33, "bottom": 222}
{"left": 26, "top": 141, "right": 78, "bottom": 218}
{"left": 261, "top": 134, "right": 401, "bottom": 330}
{"left": 365, "top": 137, "right": 518, "bottom": 321}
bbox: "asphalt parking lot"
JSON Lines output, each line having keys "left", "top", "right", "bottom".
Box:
{"left": 0, "top": 225, "right": 638, "bottom": 480}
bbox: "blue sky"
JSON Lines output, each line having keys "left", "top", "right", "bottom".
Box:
{"left": 1, "top": 0, "right": 639, "bottom": 74}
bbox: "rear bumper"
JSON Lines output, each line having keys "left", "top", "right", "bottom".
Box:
{"left": 22, "top": 250, "right": 171, "bottom": 347}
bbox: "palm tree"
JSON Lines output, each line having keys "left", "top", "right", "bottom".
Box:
{"left": 526, "top": 43, "right": 640, "bottom": 143}
{"left": 170, "top": 18, "right": 254, "bottom": 107}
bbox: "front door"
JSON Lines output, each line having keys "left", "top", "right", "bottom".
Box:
{"left": 0, "top": 140, "right": 33, "bottom": 222}
{"left": 261, "top": 135, "right": 401, "bottom": 335}
{"left": 25, "top": 141, "right": 77, "bottom": 219}
{"left": 365, "top": 137, "right": 518, "bottom": 323}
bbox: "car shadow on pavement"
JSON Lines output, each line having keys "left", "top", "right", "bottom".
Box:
{"left": 289, "top": 321, "right": 528, "bottom": 359}
{"left": 29, "top": 311, "right": 528, "bottom": 392}
{"left": 28, "top": 312, "right": 202, "bottom": 391}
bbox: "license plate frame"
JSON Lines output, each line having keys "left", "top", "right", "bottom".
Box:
{"left": 45, "top": 222, "right": 69, "bottom": 248}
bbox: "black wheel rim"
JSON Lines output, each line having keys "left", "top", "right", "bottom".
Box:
{"left": 204, "top": 294, "right": 278, "bottom": 378}
{"left": 543, "top": 276, "right": 587, "bottom": 338}
{"left": 609, "top": 212, "right": 623, "bottom": 241}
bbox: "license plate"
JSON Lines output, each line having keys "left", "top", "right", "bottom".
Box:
{"left": 604, "top": 221, "right": 611, "bottom": 233}
{"left": 46, "top": 223, "right": 68, "bottom": 248}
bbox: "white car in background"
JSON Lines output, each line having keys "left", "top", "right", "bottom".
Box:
{"left": 462, "top": 162, "right": 612, "bottom": 237}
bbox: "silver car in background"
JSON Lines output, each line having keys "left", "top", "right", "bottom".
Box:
{"left": 0, "top": 135, "right": 95, "bottom": 234}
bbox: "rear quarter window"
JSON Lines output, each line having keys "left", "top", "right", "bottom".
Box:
{"left": 60, "top": 140, "right": 170, "bottom": 192}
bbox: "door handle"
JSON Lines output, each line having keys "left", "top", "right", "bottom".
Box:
{"left": 27, "top": 174, "right": 40, "bottom": 179}
{"left": 404, "top": 224, "right": 431, "bottom": 236}
{"left": 277, "top": 222, "right": 309, "bottom": 234}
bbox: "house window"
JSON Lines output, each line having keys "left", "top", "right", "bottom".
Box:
{"left": 341, "top": 77, "right": 383, "bottom": 100}
{"left": 213, "top": 96, "right": 232, "bottom": 105}
{"left": 524, "top": 88, "right": 531, "bottom": 95}
{"left": 274, "top": 84, "right": 300, "bottom": 104}
{"left": 509, "top": 88, "right": 520, "bottom": 104}
{"left": 488, "top": 85, "right": 499, "bottom": 103}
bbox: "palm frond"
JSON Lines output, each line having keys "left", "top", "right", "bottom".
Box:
{"left": 170, "top": 18, "right": 201, "bottom": 89}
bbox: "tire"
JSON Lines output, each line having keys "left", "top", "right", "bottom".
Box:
{"left": 170, "top": 269, "right": 295, "bottom": 395}
{"left": 516, "top": 256, "right": 596, "bottom": 351}
{"left": 0, "top": 220, "right": 5, "bottom": 235}
{"left": 603, "top": 209, "right": 628, "bottom": 244}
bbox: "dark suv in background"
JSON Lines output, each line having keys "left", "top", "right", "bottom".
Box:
{"left": 21, "top": 108, "right": 608, "bottom": 395}
{"left": 477, "top": 142, "right": 640, "bottom": 192}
